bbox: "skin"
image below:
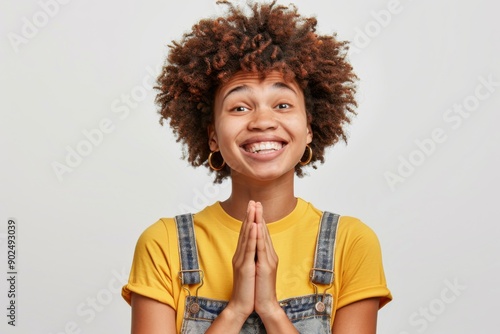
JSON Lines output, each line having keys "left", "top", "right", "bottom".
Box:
{"left": 131, "top": 71, "right": 380, "bottom": 333}
{"left": 209, "top": 71, "right": 312, "bottom": 223}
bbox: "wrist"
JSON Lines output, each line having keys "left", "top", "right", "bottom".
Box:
{"left": 206, "top": 304, "right": 250, "bottom": 334}
{"left": 255, "top": 301, "right": 285, "bottom": 323}
{"left": 222, "top": 302, "right": 251, "bottom": 326}
{"left": 257, "top": 303, "right": 298, "bottom": 333}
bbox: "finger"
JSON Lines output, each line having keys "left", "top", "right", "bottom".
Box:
{"left": 255, "top": 202, "right": 268, "bottom": 246}
{"left": 246, "top": 201, "right": 258, "bottom": 260}
{"left": 255, "top": 204, "right": 278, "bottom": 263}
{"left": 233, "top": 202, "right": 253, "bottom": 267}
{"left": 236, "top": 201, "right": 255, "bottom": 249}
{"left": 255, "top": 203, "right": 269, "bottom": 262}
{"left": 254, "top": 201, "right": 263, "bottom": 226}
{"left": 234, "top": 201, "right": 257, "bottom": 268}
{"left": 245, "top": 200, "right": 256, "bottom": 222}
{"left": 245, "top": 222, "right": 257, "bottom": 262}
{"left": 243, "top": 200, "right": 255, "bottom": 229}
{"left": 261, "top": 217, "right": 274, "bottom": 252}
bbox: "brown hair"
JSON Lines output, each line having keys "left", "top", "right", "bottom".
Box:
{"left": 156, "top": 0, "right": 357, "bottom": 183}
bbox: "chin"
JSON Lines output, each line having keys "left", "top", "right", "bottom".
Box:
{"left": 240, "top": 167, "right": 295, "bottom": 183}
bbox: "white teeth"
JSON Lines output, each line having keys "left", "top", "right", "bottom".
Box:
{"left": 244, "top": 141, "right": 283, "bottom": 153}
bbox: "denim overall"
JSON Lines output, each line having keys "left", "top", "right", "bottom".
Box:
{"left": 174, "top": 211, "right": 340, "bottom": 334}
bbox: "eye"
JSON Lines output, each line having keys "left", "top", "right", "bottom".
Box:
{"left": 231, "top": 106, "right": 249, "bottom": 112}
{"left": 276, "top": 103, "right": 290, "bottom": 110}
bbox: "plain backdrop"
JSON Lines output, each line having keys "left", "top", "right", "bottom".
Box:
{"left": 1, "top": 0, "right": 499, "bottom": 333}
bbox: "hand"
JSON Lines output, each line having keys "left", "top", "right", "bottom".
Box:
{"left": 253, "top": 202, "right": 280, "bottom": 318}
{"left": 210, "top": 202, "right": 294, "bottom": 333}
{"left": 227, "top": 201, "right": 258, "bottom": 320}
{"left": 226, "top": 201, "right": 280, "bottom": 321}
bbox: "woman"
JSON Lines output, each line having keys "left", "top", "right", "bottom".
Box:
{"left": 122, "top": 1, "right": 392, "bottom": 333}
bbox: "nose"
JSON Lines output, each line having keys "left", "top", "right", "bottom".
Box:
{"left": 248, "top": 107, "right": 278, "bottom": 131}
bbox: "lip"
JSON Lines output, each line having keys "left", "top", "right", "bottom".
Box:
{"left": 239, "top": 135, "right": 288, "bottom": 147}
{"left": 239, "top": 135, "right": 288, "bottom": 159}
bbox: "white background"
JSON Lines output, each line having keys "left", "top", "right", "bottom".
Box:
{"left": 1, "top": 0, "right": 499, "bottom": 333}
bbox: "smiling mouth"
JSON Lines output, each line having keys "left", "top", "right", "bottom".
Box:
{"left": 243, "top": 141, "right": 285, "bottom": 154}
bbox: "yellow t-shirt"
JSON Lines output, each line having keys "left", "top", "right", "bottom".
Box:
{"left": 122, "top": 198, "right": 392, "bottom": 331}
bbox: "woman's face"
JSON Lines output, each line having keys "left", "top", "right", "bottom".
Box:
{"left": 209, "top": 70, "right": 312, "bottom": 183}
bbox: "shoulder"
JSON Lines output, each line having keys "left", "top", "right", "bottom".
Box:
{"left": 332, "top": 215, "right": 393, "bottom": 308}
{"left": 310, "top": 202, "right": 378, "bottom": 242}
{"left": 303, "top": 202, "right": 380, "bottom": 248}
{"left": 136, "top": 204, "right": 216, "bottom": 247}
{"left": 123, "top": 218, "right": 182, "bottom": 307}
{"left": 334, "top": 215, "right": 382, "bottom": 253}
{"left": 337, "top": 216, "right": 379, "bottom": 241}
{"left": 134, "top": 218, "right": 178, "bottom": 253}
{"left": 309, "top": 210, "right": 383, "bottom": 260}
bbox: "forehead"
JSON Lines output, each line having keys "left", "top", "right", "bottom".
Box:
{"left": 215, "top": 70, "right": 302, "bottom": 99}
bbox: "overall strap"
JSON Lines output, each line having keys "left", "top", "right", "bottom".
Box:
{"left": 310, "top": 211, "right": 340, "bottom": 285}
{"left": 175, "top": 214, "right": 202, "bottom": 285}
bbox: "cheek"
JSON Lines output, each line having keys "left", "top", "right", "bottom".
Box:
{"left": 215, "top": 123, "right": 239, "bottom": 149}
{"left": 283, "top": 118, "right": 310, "bottom": 139}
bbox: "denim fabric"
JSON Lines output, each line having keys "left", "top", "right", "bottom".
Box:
{"left": 311, "top": 212, "right": 339, "bottom": 285}
{"left": 180, "top": 294, "right": 333, "bottom": 334}
{"left": 175, "top": 214, "right": 202, "bottom": 285}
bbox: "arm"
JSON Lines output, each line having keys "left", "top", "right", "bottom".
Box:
{"left": 331, "top": 297, "right": 380, "bottom": 334}
{"left": 331, "top": 218, "right": 392, "bottom": 333}
{"left": 131, "top": 292, "right": 176, "bottom": 334}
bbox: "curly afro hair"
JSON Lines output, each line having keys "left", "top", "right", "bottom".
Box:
{"left": 156, "top": 0, "right": 357, "bottom": 183}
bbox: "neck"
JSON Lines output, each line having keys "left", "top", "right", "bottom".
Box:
{"left": 221, "top": 171, "right": 297, "bottom": 223}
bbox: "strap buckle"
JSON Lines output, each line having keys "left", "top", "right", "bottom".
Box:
{"left": 179, "top": 270, "right": 205, "bottom": 314}
{"left": 310, "top": 269, "right": 334, "bottom": 313}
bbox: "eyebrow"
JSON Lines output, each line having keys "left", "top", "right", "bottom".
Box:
{"left": 222, "top": 82, "right": 298, "bottom": 102}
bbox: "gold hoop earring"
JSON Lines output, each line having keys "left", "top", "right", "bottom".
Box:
{"left": 208, "top": 151, "right": 226, "bottom": 171}
{"left": 299, "top": 145, "right": 313, "bottom": 166}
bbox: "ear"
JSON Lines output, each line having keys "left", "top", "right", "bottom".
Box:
{"left": 306, "top": 124, "right": 313, "bottom": 144}
{"left": 207, "top": 124, "right": 219, "bottom": 151}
